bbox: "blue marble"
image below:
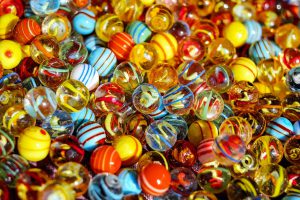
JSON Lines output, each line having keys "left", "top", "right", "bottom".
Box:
{"left": 126, "top": 21, "right": 152, "bottom": 44}
{"left": 88, "top": 47, "right": 117, "bottom": 77}
{"left": 73, "top": 9, "right": 96, "bottom": 35}
{"left": 88, "top": 173, "right": 123, "bottom": 200}
{"left": 118, "top": 168, "right": 141, "bottom": 196}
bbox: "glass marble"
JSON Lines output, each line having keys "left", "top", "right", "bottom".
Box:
{"left": 56, "top": 79, "right": 89, "bottom": 113}
{"left": 0, "top": 14, "right": 19, "bottom": 40}
{"left": 14, "top": 18, "right": 41, "bottom": 45}
{"left": 249, "top": 39, "right": 276, "bottom": 64}
{"left": 56, "top": 162, "right": 91, "bottom": 197}
{"left": 232, "top": 2, "right": 255, "bottom": 21}
{"left": 99, "top": 112, "right": 125, "bottom": 142}
{"left": 0, "top": 70, "right": 21, "bottom": 87}
{"left": 213, "top": 103, "right": 234, "bottom": 128}
{"left": 49, "top": 134, "right": 85, "bottom": 166}
{"left": 284, "top": 136, "right": 300, "bottom": 165}
{"left": 88, "top": 173, "right": 123, "bottom": 200}
{"left": 254, "top": 164, "right": 288, "bottom": 198}
{"left": 108, "top": 32, "right": 134, "bottom": 61}
{"left": 168, "top": 20, "right": 191, "bottom": 41}
{"left": 213, "top": 134, "right": 246, "bottom": 166}
{"left": 150, "top": 32, "right": 178, "bottom": 61}
{"left": 163, "top": 85, "right": 194, "bottom": 115}
{"left": 84, "top": 34, "right": 106, "bottom": 53}
{"left": 112, "top": 61, "right": 144, "bottom": 94}
{"left": 257, "top": 11, "right": 280, "bottom": 37}
{"left": 0, "top": 128, "right": 15, "bottom": 157}
{"left": 137, "top": 151, "right": 169, "bottom": 172}
{"left": 227, "top": 81, "right": 259, "bottom": 112}
{"left": 145, "top": 120, "right": 178, "bottom": 152}
{"left": 112, "top": 0, "right": 144, "bottom": 22}
{"left": 30, "top": 0, "right": 60, "bottom": 16}
{"left": 170, "top": 167, "right": 197, "bottom": 196}
{"left": 0, "top": 0, "right": 24, "bottom": 17}
{"left": 230, "top": 149, "right": 258, "bottom": 178}
{"left": 191, "top": 19, "right": 219, "bottom": 46}
{"left": 76, "top": 121, "right": 106, "bottom": 152}
{"left": 38, "top": 58, "right": 70, "bottom": 89}
{"left": 42, "top": 13, "right": 71, "bottom": 42}
{"left": 238, "top": 112, "right": 266, "bottom": 141}
{"left": 94, "top": 82, "right": 125, "bottom": 113}
{"left": 2, "top": 104, "right": 36, "bottom": 137}
{"left": 59, "top": 40, "right": 88, "bottom": 65}
{"left": 286, "top": 165, "right": 300, "bottom": 194}
{"left": 188, "top": 120, "right": 218, "bottom": 147}
{"left": 227, "top": 177, "right": 259, "bottom": 200}
{"left": 207, "top": 38, "right": 236, "bottom": 65}
{"left": 23, "top": 86, "right": 57, "bottom": 120}
{"left": 70, "top": 107, "right": 96, "bottom": 129}
{"left": 129, "top": 42, "right": 158, "bottom": 71}
{"left": 251, "top": 135, "right": 284, "bottom": 165}
{"left": 15, "top": 58, "right": 39, "bottom": 81}
{"left": 188, "top": 190, "right": 217, "bottom": 200}
{"left": 63, "top": 0, "right": 89, "bottom": 10}
{"left": 95, "top": 13, "right": 124, "bottom": 42}
{"left": 17, "top": 126, "right": 51, "bottom": 162}
{"left": 90, "top": 145, "right": 121, "bottom": 174}
{"left": 138, "top": 163, "right": 171, "bottom": 196}
{"left": 175, "top": 4, "right": 200, "bottom": 27}
{"left": 112, "top": 135, "right": 142, "bottom": 166}
{"left": 275, "top": 23, "right": 300, "bottom": 49}
{"left": 124, "top": 113, "right": 149, "bottom": 143}
{"left": 72, "top": 9, "right": 96, "bottom": 35}
{"left": 279, "top": 48, "right": 300, "bottom": 70}
{"left": 30, "top": 35, "right": 59, "bottom": 64}
{"left": 0, "top": 154, "right": 29, "bottom": 187}
{"left": 88, "top": 47, "right": 117, "bottom": 77}
{"left": 163, "top": 114, "right": 188, "bottom": 140}
{"left": 177, "top": 36, "right": 206, "bottom": 62}
{"left": 257, "top": 58, "right": 284, "bottom": 86}
{"left": 196, "top": 139, "right": 215, "bottom": 165}
{"left": 126, "top": 21, "right": 152, "bottom": 44}
{"left": 256, "top": 93, "right": 283, "bottom": 122}
{"left": 41, "top": 109, "right": 74, "bottom": 138}
{"left": 282, "top": 93, "right": 300, "bottom": 122}
{"left": 205, "top": 64, "right": 234, "bottom": 93}
{"left": 223, "top": 21, "right": 248, "bottom": 48}
{"left": 38, "top": 180, "right": 76, "bottom": 200}
{"left": 244, "top": 20, "right": 262, "bottom": 44}
{"left": 16, "top": 168, "right": 49, "bottom": 200}
{"left": 197, "top": 167, "right": 231, "bottom": 194}
{"left": 166, "top": 140, "right": 197, "bottom": 168}
{"left": 229, "top": 57, "right": 258, "bottom": 83}
{"left": 147, "top": 63, "right": 178, "bottom": 93}
{"left": 145, "top": 4, "right": 174, "bottom": 32}
{"left": 219, "top": 116, "right": 252, "bottom": 145}
{"left": 286, "top": 66, "right": 300, "bottom": 92}
{"left": 70, "top": 63, "right": 99, "bottom": 91}
{"left": 118, "top": 168, "right": 141, "bottom": 196}
{"left": 0, "top": 84, "right": 26, "bottom": 120}
{"left": 266, "top": 117, "right": 294, "bottom": 142}
{"left": 194, "top": 90, "right": 224, "bottom": 121}
{"left": 177, "top": 60, "right": 206, "bottom": 91}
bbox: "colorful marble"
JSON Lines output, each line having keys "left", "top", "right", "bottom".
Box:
{"left": 76, "top": 121, "right": 106, "bottom": 151}
{"left": 70, "top": 63, "right": 99, "bottom": 91}
{"left": 88, "top": 47, "right": 117, "bottom": 77}
{"left": 126, "top": 21, "right": 152, "bottom": 44}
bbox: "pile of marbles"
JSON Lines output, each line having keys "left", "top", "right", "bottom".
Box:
{"left": 0, "top": 0, "right": 300, "bottom": 199}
